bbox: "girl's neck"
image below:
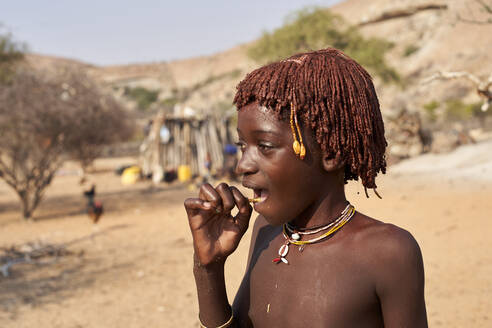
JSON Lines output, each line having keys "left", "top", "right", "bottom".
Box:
{"left": 290, "top": 188, "right": 348, "bottom": 230}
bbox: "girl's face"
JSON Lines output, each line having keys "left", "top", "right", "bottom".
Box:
{"left": 236, "top": 102, "right": 328, "bottom": 226}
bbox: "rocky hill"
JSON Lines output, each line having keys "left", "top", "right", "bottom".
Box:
{"left": 27, "top": 0, "right": 492, "bottom": 116}
{"left": 331, "top": 0, "right": 492, "bottom": 113}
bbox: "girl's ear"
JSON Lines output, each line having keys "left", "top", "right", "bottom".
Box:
{"left": 322, "top": 151, "right": 345, "bottom": 172}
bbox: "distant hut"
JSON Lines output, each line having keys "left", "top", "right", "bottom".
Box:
{"left": 139, "top": 107, "right": 237, "bottom": 183}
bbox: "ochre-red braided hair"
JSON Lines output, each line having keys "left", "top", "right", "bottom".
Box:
{"left": 233, "top": 48, "right": 387, "bottom": 189}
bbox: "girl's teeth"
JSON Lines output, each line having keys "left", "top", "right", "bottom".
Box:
{"left": 250, "top": 189, "right": 268, "bottom": 204}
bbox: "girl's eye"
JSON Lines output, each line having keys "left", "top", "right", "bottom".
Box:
{"left": 258, "top": 142, "right": 274, "bottom": 151}
{"left": 234, "top": 141, "right": 246, "bottom": 152}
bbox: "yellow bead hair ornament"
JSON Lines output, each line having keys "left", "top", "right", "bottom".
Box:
{"left": 290, "top": 103, "right": 306, "bottom": 160}
{"left": 293, "top": 140, "right": 301, "bottom": 155}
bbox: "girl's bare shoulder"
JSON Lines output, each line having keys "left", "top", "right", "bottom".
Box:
{"left": 348, "top": 212, "right": 424, "bottom": 279}
{"left": 351, "top": 212, "right": 421, "bottom": 253}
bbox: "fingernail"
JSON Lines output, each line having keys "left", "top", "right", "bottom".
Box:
{"left": 203, "top": 202, "right": 212, "bottom": 209}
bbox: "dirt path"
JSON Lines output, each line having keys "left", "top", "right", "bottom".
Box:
{"left": 0, "top": 152, "right": 491, "bottom": 327}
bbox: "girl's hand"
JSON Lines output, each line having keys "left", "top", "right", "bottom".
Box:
{"left": 184, "top": 182, "right": 252, "bottom": 267}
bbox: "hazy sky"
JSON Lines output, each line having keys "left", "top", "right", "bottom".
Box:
{"left": 2, "top": 0, "right": 342, "bottom": 66}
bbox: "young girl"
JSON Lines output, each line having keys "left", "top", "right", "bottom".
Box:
{"left": 184, "top": 48, "right": 427, "bottom": 328}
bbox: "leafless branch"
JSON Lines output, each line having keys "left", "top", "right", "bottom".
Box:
{"left": 0, "top": 225, "right": 126, "bottom": 276}
{"left": 422, "top": 71, "right": 482, "bottom": 86}
{"left": 456, "top": 0, "right": 492, "bottom": 25}
{"left": 358, "top": 4, "right": 448, "bottom": 26}
{"left": 422, "top": 71, "right": 492, "bottom": 112}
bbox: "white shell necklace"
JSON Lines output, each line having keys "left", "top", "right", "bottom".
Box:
{"left": 272, "top": 204, "right": 355, "bottom": 265}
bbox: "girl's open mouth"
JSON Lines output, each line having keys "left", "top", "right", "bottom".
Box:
{"left": 250, "top": 188, "right": 268, "bottom": 205}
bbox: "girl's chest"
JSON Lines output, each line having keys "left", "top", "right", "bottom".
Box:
{"left": 242, "top": 238, "right": 379, "bottom": 327}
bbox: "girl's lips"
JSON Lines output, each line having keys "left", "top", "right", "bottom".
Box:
{"left": 242, "top": 181, "right": 269, "bottom": 205}
{"left": 253, "top": 188, "right": 269, "bottom": 204}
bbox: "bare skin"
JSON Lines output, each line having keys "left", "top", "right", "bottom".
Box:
{"left": 184, "top": 102, "right": 427, "bottom": 327}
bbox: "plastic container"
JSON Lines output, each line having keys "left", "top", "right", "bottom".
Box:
{"left": 177, "top": 165, "right": 192, "bottom": 182}
{"left": 121, "top": 166, "right": 141, "bottom": 185}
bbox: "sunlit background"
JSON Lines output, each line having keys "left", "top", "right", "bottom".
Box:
{"left": 1, "top": 1, "right": 491, "bottom": 327}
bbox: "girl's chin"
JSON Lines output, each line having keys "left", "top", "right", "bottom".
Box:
{"left": 255, "top": 208, "right": 289, "bottom": 227}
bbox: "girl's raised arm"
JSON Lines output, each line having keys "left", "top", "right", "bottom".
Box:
{"left": 184, "top": 182, "right": 252, "bottom": 327}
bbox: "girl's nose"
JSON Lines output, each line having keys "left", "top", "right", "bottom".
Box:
{"left": 235, "top": 148, "right": 257, "bottom": 176}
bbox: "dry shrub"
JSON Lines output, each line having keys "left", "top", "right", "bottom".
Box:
{"left": 0, "top": 68, "right": 134, "bottom": 219}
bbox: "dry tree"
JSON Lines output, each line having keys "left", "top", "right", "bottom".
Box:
{"left": 0, "top": 68, "right": 133, "bottom": 220}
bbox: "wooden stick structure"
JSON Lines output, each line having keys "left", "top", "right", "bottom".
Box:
{"left": 140, "top": 110, "right": 238, "bottom": 181}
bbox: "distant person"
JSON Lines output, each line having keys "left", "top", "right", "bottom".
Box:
{"left": 204, "top": 152, "right": 213, "bottom": 184}
{"left": 222, "top": 143, "right": 238, "bottom": 182}
{"left": 184, "top": 49, "right": 427, "bottom": 327}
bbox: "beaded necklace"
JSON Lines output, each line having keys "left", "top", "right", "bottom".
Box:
{"left": 272, "top": 204, "right": 355, "bottom": 265}
{"left": 285, "top": 203, "right": 352, "bottom": 237}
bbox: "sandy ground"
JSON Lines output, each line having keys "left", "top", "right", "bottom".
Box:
{"left": 1, "top": 141, "right": 491, "bottom": 328}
